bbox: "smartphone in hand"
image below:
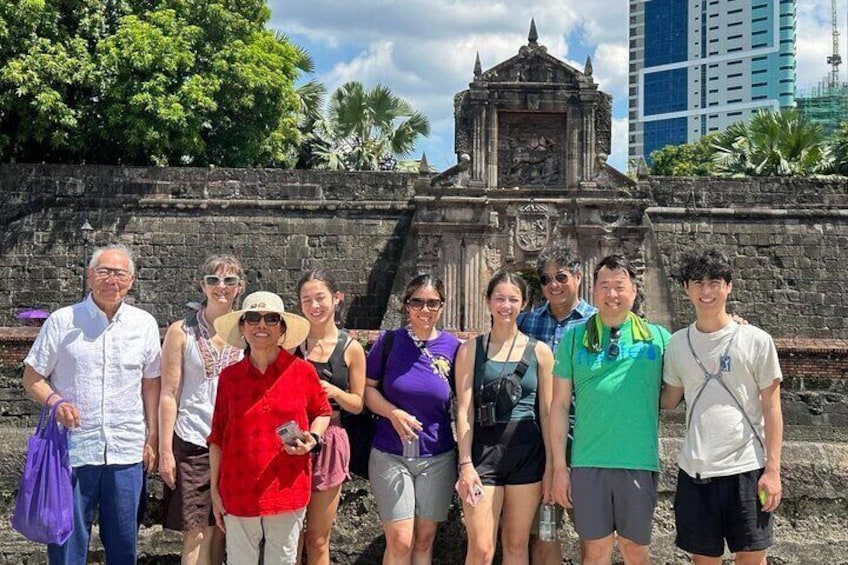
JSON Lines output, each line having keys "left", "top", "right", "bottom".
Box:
{"left": 468, "top": 484, "right": 484, "bottom": 507}
{"left": 276, "top": 420, "right": 307, "bottom": 447}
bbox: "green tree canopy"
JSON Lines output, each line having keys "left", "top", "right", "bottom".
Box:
{"left": 649, "top": 134, "right": 717, "bottom": 176}
{"left": 0, "top": 0, "right": 301, "bottom": 166}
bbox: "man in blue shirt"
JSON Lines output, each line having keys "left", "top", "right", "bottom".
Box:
{"left": 518, "top": 247, "right": 596, "bottom": 565}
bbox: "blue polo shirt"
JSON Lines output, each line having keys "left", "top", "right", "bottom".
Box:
{"left": 518, "top": 299, "right": 597, "bottom": 349}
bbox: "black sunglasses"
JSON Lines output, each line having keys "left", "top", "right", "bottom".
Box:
{"left": 406, "top": 298, "right": 444, "bottom": 311}
{"left": 607, "top": 326, "right": 621, "bottom": 360}
{"left": 540, "top": 272, "right": 570, "bottom": 286}
{"left": 204, "top": 274, "right": 240, "bottom": 287}
{"left": 241, "top": 312, "right": 284, "bottom": 326}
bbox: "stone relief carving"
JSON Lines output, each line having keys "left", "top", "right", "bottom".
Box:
{"left": 595, "top": 92, "right": 612, "bottom": 155}
{"left": 483, "top": 245, "right": 503, "bottom": 273}
{"left": 515, "top": 211, "right": 550, "bottom": 252}
{"left": 498, "top": 115, "right": 564, "bottom": 186}
{"left": 454, "top": 91, "right": 473, "bottom": 156}
{"left": 418, "top": 235, "right": 441, "bottom": 263}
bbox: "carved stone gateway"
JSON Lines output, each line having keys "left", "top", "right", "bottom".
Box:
{"left": 390, "top": 21, "right": 652, "bottom": 331}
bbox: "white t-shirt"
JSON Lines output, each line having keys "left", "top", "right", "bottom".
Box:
{"left": 663, "top": 321, "right": 782, "bottom": 479}
{"left": 25, "top": 295, "right": 161, "bottom": 467}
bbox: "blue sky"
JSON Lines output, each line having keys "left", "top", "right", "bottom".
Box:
{"left": 271, "top": 1, "right": 836, "bottom": 174}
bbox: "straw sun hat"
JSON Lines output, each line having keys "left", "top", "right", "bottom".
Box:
{"left": 214, "top": 291, "right": 310, "bottom": 350}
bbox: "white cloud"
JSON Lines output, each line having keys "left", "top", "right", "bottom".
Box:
{"left": 272, "top": 0, "right": 835, "bottom": 174}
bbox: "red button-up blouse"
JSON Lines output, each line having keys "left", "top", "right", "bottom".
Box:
{"left": 208, "top": 349, "right": 331, "bottom": 517}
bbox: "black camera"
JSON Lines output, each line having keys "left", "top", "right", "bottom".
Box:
{"left": 477, "top": 402, "right": 497, "bottom": 427}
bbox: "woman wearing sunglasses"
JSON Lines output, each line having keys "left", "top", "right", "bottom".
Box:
{"left": 159, "top": 255, "right": 246, "bottom": 565}
{"left": 209, "top": 291, "right": 332, "bottom": 563}
{"left": 364, "top": 274, "right": 461, "bottom": 565}
{"left": 295, "top": 270, "right": 366, "bottom": 565}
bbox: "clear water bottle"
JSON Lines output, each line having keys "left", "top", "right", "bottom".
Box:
{"left": 538, "top": 503, "right": 557, "bottom": 542}
{"left": 403, "top": 434, "right": 420, "bottom": 459}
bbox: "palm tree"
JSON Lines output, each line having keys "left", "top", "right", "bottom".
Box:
{"left": 316, "top": 81, "right": 430, "bottom": 171}
{"left": 712, "top": 108, "right": 830, "bottom": 176}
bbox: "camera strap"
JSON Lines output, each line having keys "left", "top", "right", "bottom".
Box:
{"left": 475, "top": 333, "right": 536, "bottom": 397}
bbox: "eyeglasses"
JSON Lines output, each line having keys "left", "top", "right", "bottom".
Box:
{"left": 406, "top": 298, "right": 444, "bottom": 311}
{"left": 607, "top": 327, "right": 621, "bottom": 360}
{"left": 93, "top": 267, "right": 132, "bottom": 282}
{"left": 540, "top": 272, "right": 570, "bottom": 286}
{"left": 241, "top": 312, "right": 284, "bottom": 326}
{"left": 204, "top": 274, "right": 240, "bottom": 287}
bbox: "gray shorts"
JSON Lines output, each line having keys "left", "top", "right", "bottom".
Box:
{"left": 570, "top": 467, "right": 658, "bottom": 546}
{"left": 368, "top": 448, "right": 457, "bottom": 522}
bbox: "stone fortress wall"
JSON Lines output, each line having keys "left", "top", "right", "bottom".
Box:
{"left": 0, "top": 164, "right": 846, "bottom": 563}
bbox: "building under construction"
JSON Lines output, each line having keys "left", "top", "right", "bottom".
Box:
{"left": 796, "top": 0, "right": 848, "bottom": 138}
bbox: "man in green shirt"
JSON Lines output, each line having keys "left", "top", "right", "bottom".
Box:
{"left": 550, "top": 255, "right": 670, "bottom": 565}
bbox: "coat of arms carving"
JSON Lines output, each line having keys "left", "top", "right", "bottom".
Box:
{"left": 515, "top": 205, "right": 550, "bottom": 252}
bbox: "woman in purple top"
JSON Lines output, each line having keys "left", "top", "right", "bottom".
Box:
{"left": 364, "top": 274, "right": 461, "bottom": 565}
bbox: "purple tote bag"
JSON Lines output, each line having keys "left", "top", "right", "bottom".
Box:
{"left": 11, "top": 399, "right": 74, "bottom": 545}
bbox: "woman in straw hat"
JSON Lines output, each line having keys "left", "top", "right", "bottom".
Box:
{"left": 159, "top": 255, "right": 245, "bottom": 565}
{"left": 209, "top": 291, "right": 332, "bottom": 564}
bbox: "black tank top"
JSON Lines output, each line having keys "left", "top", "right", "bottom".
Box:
{"left": 295, "top": 331, "right": 350, "bottom": 410}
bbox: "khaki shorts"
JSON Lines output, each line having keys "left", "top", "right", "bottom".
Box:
{"left": 368, "top": 448, "right": 456, "bottom": 522}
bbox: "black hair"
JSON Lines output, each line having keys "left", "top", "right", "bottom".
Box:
{"left": 402, "top": 273, "right": 446, "bottom": 305}
{"left": 535, "top": 247, "right": 582, "bottom": 277}
{"left": 679, "top": 248, "right": 733, "bottom": 285}
{"left": 485, "top": 270, "right": 528, "bottom": 303}
{"left": 297, "top": 269, "right": 338, "bottom": 296}
{"left": 592, "top": 254, "right": 637, "bottom": 284}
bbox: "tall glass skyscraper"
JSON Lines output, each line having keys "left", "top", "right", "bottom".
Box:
{"left": 628, "top": 0, "right": 796, "bottom": 165}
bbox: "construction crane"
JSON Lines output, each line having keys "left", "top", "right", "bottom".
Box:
{"left": 827, "top": 0, "right": 842, "bottom": 88}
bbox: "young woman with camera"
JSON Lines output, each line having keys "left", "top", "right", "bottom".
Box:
{"left": 454, "top": 271, "right": 555, "bottom": 564}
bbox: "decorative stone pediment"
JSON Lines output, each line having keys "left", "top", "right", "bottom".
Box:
{"left": 480, "top": 48, "right": 588, "bottom": 87}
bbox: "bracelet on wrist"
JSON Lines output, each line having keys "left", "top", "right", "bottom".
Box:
{"left": 459, "top": 460, "right": 473, "bottom": 467}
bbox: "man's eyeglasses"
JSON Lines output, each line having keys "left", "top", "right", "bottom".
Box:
{"left": 93, "top": 267, "right": 132, "bottom": 282}
{"left": 540, "top": 272, "right": 570, "bottom": 286}
{"left": 607, "top": 326, "right": 621, "bottom": 360}
{"left": 204, "top": 274, "right": 240, "bottom": 287}
{"left": 241, "top": 312, "right": 284, "bottom": 326}
{"left": 406, "top": 298, "right": 444, "bottom": 311}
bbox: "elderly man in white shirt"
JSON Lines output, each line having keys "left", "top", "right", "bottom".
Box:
{"left": 23, "top": 243, "right": 161, "bottom": 565}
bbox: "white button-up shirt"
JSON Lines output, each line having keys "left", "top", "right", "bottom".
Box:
{"left": 25, "top": 295, "right": 161, "bottom": 467}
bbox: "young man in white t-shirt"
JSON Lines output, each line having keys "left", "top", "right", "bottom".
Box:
{"left": 661, "top": 248, "right": 784, "bottom": 565}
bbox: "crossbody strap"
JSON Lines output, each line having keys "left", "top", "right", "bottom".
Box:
{"left": 685, "top": 325, "right": 764, "bottom": 453}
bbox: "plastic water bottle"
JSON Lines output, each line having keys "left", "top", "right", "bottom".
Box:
{"left": 538, "top": 503, "right": 557, "bottom": 542}
{"left": 403, "top": 435, "right": 420, "bottom": 459}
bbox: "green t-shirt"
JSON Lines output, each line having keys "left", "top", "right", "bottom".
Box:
{"left": 553, "top": 317, "right": 670, "bottom": 472}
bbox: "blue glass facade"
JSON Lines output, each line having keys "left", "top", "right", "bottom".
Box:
{"left": 644, "top": 118, "right": 688, "bottom": 159}
{"left": 644, "top": 0, "right": 688, "bottom": 66}
{"left": 643, "top": 69, "right": 688, "bottom": 115}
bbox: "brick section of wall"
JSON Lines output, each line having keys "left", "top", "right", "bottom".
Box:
{"left": 0, "top": 164, "right": 418, "bottom": 328}
{"left": 646, "top": 176, "right": 848, "bottom": 339}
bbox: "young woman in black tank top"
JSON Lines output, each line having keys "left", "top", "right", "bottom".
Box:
{"left": 296, "top": 270, "right": 366, "bottom": 565}
{"left": 454, "top": 271, "right": 555, "bottom": 564}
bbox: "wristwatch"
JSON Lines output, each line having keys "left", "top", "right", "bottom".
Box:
{"left": 309, "top": 432, "right": 323, "bottom": 453}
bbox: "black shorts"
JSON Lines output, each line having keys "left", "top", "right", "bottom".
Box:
{"left": 472, "top": 419, "right": 544, "bottom": 486}
{"left": 674, "top": 467, "right": 773, "bottom": 557}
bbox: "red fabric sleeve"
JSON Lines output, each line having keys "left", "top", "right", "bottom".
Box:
{"left": 207, "top": 365, "right": 232, "bottom": 447}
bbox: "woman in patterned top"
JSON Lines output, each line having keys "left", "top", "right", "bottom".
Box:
{"left": 158, "top": 255, "right": 245, "bottom": 565}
